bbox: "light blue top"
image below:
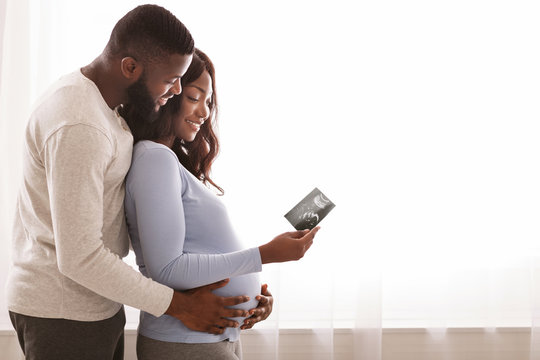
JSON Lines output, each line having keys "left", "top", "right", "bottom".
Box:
{"left": 125, "top": 140, "right": 262, "bottom": 343}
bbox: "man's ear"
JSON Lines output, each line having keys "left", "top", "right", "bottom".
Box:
{"left": 120, "top": 57, "right": 143, "bottom": 82}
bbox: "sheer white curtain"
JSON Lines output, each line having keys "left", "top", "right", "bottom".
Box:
{"left": 0, "top": 0, "right": 31, "bottom": 331}
{"left": 1, "top": 1, "right": 540, "bottom": 359}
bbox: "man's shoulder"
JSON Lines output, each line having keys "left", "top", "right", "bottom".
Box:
{"left": 28, "top": 71, "right": 115, "bottom": 140}
{"left": 37, "top": 71, "right": 105, "bottom": 118}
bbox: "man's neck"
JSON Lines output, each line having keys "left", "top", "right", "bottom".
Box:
{"left": 81, "top": 55, "right": 126, "bottom": 110}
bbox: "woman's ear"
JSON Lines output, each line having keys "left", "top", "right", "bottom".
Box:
{"left": 120, "top": 57, "right": 143, "bottom": 82}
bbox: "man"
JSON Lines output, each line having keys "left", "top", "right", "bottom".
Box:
{"left": 5, "top": 5, "right": 264, "bottom": 359}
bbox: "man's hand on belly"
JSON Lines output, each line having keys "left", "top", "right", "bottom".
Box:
{"left": 165, "top": 279, "right": 250, "bottom": 335}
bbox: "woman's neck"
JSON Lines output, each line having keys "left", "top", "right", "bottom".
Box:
{"left": 154, "top": 136, "right": 175, "bottom": 148}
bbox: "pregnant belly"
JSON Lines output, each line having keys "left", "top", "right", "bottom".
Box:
{"left": 212, "top": 272, "right": 261, "bottom": 326}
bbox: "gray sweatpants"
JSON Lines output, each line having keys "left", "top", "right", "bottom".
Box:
{"left": 137, "top": 333, "right": 243, "bottom": 360}
{"left": 9, "top": 308, "right": 125, "bottom": 360}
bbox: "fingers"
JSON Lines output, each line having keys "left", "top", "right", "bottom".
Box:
{"left": 222, "top": 295, "right": 250, "bottom": 307}
{"left": 222, "top": 307, "right": 250, "bottom": 318}
{"left": 241, "top": 313, "right": 263, "bottom": 329}
{"left": 254, "top": 295, "right": 269, "bottom": 306}
{"left": 246, "top": 295, "right": 270, "bottom": 315}
{"left": 260, "top": 284, "right": 273, "bottom": 297}
{"left": 240, "top": 321, "right": 255, "bottom": 329}
{"left": 240, "top": 321, "right": 254, "bottom": 330}
{"left": 249, "top": 306, "right": 267, "bottom": 318}
{"left": 304, "top": 226, "right": 320, "bottom": 239}
{"left": 300, "top": 226, "right": 320, "bottom": 244}
{"left": 216, "top": 318, "right": 240, "bottom": 329}
{"left": 203, "top": 317, "right": 242, "bottom": 334}
{"left": 241, "top": 317, "right": 257, "bottom": 330}
{"left": 240, "top": 292, "right": 274, "bottom": 330}
{"left": 285, "top": 229, "right": 310, "bottom": 239}
{"left": 208, "top": 325, "right": 226, "bottom": 335}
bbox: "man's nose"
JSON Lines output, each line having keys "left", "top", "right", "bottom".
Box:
{"left": 171, "top": 79, "right": 182, "bottom": 95}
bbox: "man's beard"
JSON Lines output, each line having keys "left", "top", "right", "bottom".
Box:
{"left": 125, "top": 74, "right": 161, "bottom": 123}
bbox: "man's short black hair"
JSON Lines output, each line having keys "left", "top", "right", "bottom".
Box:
{"left": 106, "top": 4, "right": 194, "bottom": 63}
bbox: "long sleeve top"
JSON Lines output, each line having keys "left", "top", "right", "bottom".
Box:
{"left": 6, "top": 71, "right": 173, "bottom": 321}
{"left": 125, "top": 140, "right": 262, "bottom": 343}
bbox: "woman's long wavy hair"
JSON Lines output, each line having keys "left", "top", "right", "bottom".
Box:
{"left": 124, "top": 48, "right": 223, "bottom": 194}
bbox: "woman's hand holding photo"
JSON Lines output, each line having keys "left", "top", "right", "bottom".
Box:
{"left": 258, "top": 227, "right": 320, "bottom": 264}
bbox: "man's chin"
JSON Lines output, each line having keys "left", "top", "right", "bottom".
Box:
{"left": 146, "top": 107, "right": 162, "bottom": 123}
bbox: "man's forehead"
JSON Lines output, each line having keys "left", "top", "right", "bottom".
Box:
{"left": 148, "top": 53, "right": 192, "bottom": 75}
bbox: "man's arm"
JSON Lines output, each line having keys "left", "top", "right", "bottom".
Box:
{"left": 45, "top": 125, "right": 248, "bottom": 330}
{"left": 46, "top": 124, "right": 173, "bottom": 315}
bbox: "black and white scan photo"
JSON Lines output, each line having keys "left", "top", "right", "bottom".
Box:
{"left": 284, "top": 188, "right": 335, "bottom": 230}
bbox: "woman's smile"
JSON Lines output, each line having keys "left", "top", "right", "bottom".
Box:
{"left": 186, "top": 119, "right": 204, "bottom": 132}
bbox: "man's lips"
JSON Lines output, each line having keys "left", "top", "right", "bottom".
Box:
{"left": 158, "top": 94, "right": 173, "bottom": 106}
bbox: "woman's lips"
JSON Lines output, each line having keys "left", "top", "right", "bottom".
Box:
{"left": 186, "top": 119, "right": 203, "bottom": 131}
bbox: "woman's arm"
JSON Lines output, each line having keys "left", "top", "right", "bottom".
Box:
{"left": 127, "top": 146, "right": 262, "bottom": 290}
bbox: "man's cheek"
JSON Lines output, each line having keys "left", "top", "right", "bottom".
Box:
{"left": 156, "top": 86, "right": 169, "bottom": 98}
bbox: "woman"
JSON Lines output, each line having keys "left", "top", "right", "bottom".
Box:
{"left": 123, "top": 49, "right": 320, "bottom": 360}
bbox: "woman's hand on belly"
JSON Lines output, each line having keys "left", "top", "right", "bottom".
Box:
{"left": 212, "top": 273, "right": 261, "bottom": 325}
{"left": 241, "top": 283, "right": 274, "bottom": 330}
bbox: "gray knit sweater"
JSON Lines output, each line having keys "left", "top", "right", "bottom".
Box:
{"left": 6, "top": 70, "right": 173, "bottom": 321}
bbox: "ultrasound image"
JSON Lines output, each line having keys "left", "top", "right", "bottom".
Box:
{"left": 284, "top": 188, "right": 336, "bottom": 230}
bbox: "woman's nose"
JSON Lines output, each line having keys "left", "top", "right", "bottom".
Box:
{"left": 197, "top": 104, "right": 209, "bottom": 120}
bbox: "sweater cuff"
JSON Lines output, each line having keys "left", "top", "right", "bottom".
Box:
{"left": 145, "top": 284, "right": 174, "bottom": 317}
{"left": 250, "top": 246, "right": 263, "bottom": 273}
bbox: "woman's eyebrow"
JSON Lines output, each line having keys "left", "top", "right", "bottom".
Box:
{"left": 187, "top": 85, "right": 209, "bottom": 94}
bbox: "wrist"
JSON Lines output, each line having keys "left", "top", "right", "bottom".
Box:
{"left": 165, "top": 290, "right": 188, "bottom": 318}
{"left": 258, "top": 244, "right": 272, "bottom": 264}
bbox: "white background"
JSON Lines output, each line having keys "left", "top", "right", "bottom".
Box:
{"left": 1, "top": 0, "right": 540, "bottom": 332}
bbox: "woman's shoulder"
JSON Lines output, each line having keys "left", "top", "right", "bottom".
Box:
{"left": 129, "top": 140, "right": 181, "bottom": 174}
{"left": 133, "top": 140, "right": 177, "bottom": 161}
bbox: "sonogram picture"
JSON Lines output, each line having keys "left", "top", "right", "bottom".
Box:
{"left": 284, "top": 188, "right": 335, "bottom": 230}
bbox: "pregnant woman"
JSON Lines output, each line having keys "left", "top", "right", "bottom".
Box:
{"left": 123, "top": 49, "right": 319, "bottom": 360}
